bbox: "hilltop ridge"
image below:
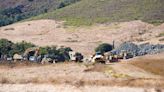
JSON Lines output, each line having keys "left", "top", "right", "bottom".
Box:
{"left": 31, "top": 0, "right": 164, "bottom": 26}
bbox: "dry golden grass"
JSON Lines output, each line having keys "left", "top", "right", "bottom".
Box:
{"left": 0, "top": 61, "right": 163, "bottom": 89}
{"left": 84, "top": 64, "right": 107, "bottom": 72}
{"left": 0, "top": 77, "right": 10, "bottom": 84}
{"left": 130, "top": 59, "right": 164, "bottom": 77}
{"left": 0, "top": 61, "right": 42, "bottom": 68}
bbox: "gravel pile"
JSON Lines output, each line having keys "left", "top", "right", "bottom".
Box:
{"left": 112, "top": 42, "right": 164, "bottom": 56}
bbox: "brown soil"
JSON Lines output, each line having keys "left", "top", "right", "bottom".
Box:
{"left": 0, "top": 19, "right": 164, "bottom": 56}
{"left": 129, "top": 53, "right": 164, "bottom": 77}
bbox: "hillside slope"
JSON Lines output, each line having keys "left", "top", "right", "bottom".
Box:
{"left": 0, "top": 0, "right": 59, "bottom": 10}
{"left": 0, "top": 19, "right": 164, "bottom": 55}
{"left": 32, "top": 0, "right": 164, "bottom": 26}
{"left": 0, "top": 0, "right": 80, "bottom": 26}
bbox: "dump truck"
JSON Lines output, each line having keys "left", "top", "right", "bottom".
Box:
{"left": 90, "top": 52, "right": 106, "bottom": 64}
{"left": 69, "top": 51, "right": 83, "bottom": 62}
{"left": 104, "top": 50, "right": 134, "bottom": 63}
{"left": 89, "top": 50, "right": 134, "bottom": 64}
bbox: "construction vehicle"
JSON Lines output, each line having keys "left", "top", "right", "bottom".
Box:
{"left": 104, "top": 50, "right": 134, "bottom": 63}
{"left": 69, "top": 51, "right": 83, "bottom": 62}
{"left": 13, "top": 53, "right": 23, "bottom": 62}
{"left": 90, "top": 52, "right": 106, "bottom": 64}
{"left": 23, "top": 47, "right": 40, "bottom": 61}
{"left": 41, "top": 55, "right": 56, "bottom": 64}
{"left": 89, "top": 50, "right": 134, "bottom": 64}
{"left": 118, "top": 50, "right": 134, "bottom": 59}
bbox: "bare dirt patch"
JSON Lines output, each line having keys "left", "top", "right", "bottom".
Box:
{"left": 0, "top": 61, "right": 42, "bottom": 69}
{"left": 0, "top": 20, "right": 163, "bottom": 56}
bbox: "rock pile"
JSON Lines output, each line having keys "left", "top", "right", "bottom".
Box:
{"left": 112, "top": 42, "right": 164, "bottom": 56}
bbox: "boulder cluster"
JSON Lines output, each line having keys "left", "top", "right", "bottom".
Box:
{"left": 113, "top": 42, "right": 164, "bottom": 56}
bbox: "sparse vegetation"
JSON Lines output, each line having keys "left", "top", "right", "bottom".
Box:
{"left": 159, "top": 38, "right": 164, "bottom": 42}
{"left": 130, "top": 59, "right": 164, "bottom": 76}
{"left": 32, "top": 0, "right": 164, "bottom": 26}
{"left": 0, "top": 77, "right": 10, "bottom": 84}
{"left": 0, "top": 39, "right": 74, "bottom": 62}
{"left": 0, "top": 62, "right": 164, "bottom": 89}
{"left": 0, "top": 0, "right": 81, "bottom": 27}
{"left": 0, "top": 39, "right": 36, "bottom": 57}
{"left": 158, "top": 33, "right": 164, "bottom": 37}
{"left": 58, "top": 0, "right": 80, "bottom": 9}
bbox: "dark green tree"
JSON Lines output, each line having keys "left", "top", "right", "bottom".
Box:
{"left": 95, "top": 43, "right": 113, "bottom": 53}
{"left": 0, "top": 39, "right": 14, "bottom": 56}
{"left": 11, "top": 41, "right": 35, "bottom": 55}
{"left": 58, "top": 2, "right": 66, "bottom": 8}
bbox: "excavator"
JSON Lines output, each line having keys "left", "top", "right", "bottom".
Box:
{"left": 23, "top": 47, "right": 40, "bottom": 61}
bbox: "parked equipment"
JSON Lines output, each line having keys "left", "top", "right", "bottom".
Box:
{"left": 23, "top": 47, "right": 40, "bottom": 61}
{"left": 90, "top": 52, "right": 106, "bottom": 64}
{"left": 69, "top": 51, "right": 83, "bottom": 62}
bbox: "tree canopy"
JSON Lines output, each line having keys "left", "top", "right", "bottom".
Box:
{"left": 95, "top": 43, "right": 113, "bottom": 54}
{"left": 0, "top": 39, "right": 74, "bottom": 62}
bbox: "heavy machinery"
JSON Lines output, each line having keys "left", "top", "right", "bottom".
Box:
{"left": 23, "top": 47, "right": 40, "bottom": 61}
{"left": 89, "top": 50, "right": 134, "bottom": 64}
{"left": 13, "top": 53, "right": 23, "bottom": 62}
{"left": 41, "top": 55, "right": 56, "bottom": 64}
{"left": 69, "top": 51, "right": 83, "bottom": 62}
{"left": 104, "top": 50, "right": 134, "bottom": 63}
{"left": 90, "top": 52, "right": 106, "bottom": 64}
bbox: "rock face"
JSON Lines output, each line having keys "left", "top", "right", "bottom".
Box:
{"left": 138, "top": 43, "right": 164, "bottom": 55}
{"left": 113, "top": 42, "right": 164, "bottom": 56}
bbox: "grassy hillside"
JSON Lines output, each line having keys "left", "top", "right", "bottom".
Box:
{"left": 32, "top": 0, "right": 164, "bottom": 26}
{"left": 0, "top": 0, "right": 80, "bottom": 26}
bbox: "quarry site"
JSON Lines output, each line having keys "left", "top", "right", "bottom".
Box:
{"left": 0, "top": 0, "right": 164, "bottom": 92}
{"left": 0, "top": 19, "right": 163, "bottom": 92}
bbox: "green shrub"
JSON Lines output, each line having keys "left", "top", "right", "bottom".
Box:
{"left": 95, "top": 43, "right": 113, "bottom": 53}
{"left": 58, "top": 0, "right": 81, "bottom": 9}
{"left": 0, "top": 39, "right": 74, "bottom": 62}
{"left": 39, "top": 46, "right": 73, "bottom": 62}
{"left": 157, "top": 33, "right": 164, "bottom": 37}
{"left": 11, "top": 41, "right": 36, "bottom": 55}
{"left": 0, "top": 39, "right": 14, "bottom": 56}
{"left": 58, "top": 47, "right": 72, "bottom": 61}
{"left": 0, "top": 0, "right": 81, "bottom": 27}
{"left": 0, "top": 39, "right": 36, "bottom": 57}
